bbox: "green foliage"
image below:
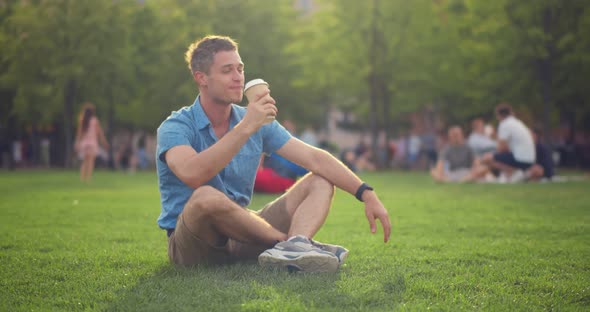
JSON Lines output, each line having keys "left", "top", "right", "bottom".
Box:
{"left": 0, "top": 0, "right": 588, "bottom": 143}
{"left": 2, "top": 1, "right": 129, "bottom": 122}
{"left": 288, "top": 0, "right": 589, "bottom": 130}
{"left": 0, "top": 171, "right": 589, "bottom": 311}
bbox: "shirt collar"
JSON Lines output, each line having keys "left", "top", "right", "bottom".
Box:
{"left": 192, "top": 95, "right": 240, "bottom": 130}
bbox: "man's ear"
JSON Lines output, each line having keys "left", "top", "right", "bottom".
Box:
{"left": 194, "top": 71, "right": 207, "bottom": 86}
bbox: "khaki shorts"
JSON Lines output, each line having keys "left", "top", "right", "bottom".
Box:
{"left": 167, "top": 196, "right": 291, "bottom": 266}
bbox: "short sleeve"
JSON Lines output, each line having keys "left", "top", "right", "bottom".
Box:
{"left": 497, "top": 121, "right": 510, "bottom": 141}
{"left": 260, "top": 120, "right": 292, "bottom": 155}
{"left": 156, "top": 117, "right": 195, "bottom": 163}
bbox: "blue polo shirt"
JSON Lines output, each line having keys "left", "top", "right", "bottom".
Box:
{"left": 156, "top": 96, "right": 292, "bottom": 230}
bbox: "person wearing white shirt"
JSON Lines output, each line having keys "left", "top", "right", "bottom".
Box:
{"left": 482, "top": 103, "right": 535, "bottom": 182}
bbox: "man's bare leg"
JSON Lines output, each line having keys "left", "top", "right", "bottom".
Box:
{"left": 430, "top": 167, "right": 446, "bottom": 183}
{"left": 182, "top": 186, "right": 287, "bottom": 248}
{"left": 257, "top": 173, "right": 342, "bottom": 272}
{"left": 275, "top": 173, "right": 335, "bottom": 239}
{"left": 462, "top": 164, "right": 490, "bottom": 183}
{"left": 481, "top": 153, "right": 516, "bottom": 177}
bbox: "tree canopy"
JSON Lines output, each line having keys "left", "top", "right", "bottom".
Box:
{"left": 1, "top": 0, "right": 588, "bottom": 166}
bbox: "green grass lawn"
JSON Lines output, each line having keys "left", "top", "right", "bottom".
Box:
{"left": 0, "top": 170, "right": 589, "bottom": 311}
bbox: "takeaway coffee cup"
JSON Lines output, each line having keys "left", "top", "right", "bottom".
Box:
{"left": 244, "top": 79, "right": 274, "bottom": 123}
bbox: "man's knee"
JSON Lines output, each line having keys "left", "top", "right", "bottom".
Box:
{"left": 187, "top": 185, "right": 231, "bottom": 217}
{"left": 305, "top": 173, "right": 335, "bottom": 197}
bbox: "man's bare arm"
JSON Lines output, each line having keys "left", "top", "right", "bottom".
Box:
{"left": 165, "top": 122, "right": 257, "bottom": 188}
{"left": 165, "top": 91, "right": 277, "bottom": 189}
{"left": 276, "top": 138, "right": 391, "bottom": 242}
{"left": 496, "top": 139, "right": 509, "bottom": 152}
{"left": 277, "top": 138, "right": 361, "bottom": 195}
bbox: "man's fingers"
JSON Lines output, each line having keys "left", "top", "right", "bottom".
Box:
{"left": 259, "top": 94, "right": 275, "bottom": 105}
{"left": 254, "top": 90, "right": 270, "bottom": 101}
{"left": 380, "top": 215, "right": 392, "bottom": 243}
{"left": 264, "top": 104, "right": 278, "bottom": 113}
{"left": 366, "top": 212, "right": 376, "bottom": 234}
{"left": 263, "top": 105, "right": 278, "bottom": 119}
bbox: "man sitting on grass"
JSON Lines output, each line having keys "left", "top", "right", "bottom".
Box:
{"left": 481, "top": 103, "right": 536, "bottom": 183}
{"left": 155, "top": 35, "right": 391, "bottom": 273}
{"left": 430, "top": 126, "right": 485, "bottom": 183}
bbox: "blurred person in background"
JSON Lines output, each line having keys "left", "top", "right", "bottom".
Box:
{"left": 254, "top": 152, "right": 308, "bottom": 193}
{"left": 481, "top": 103, "right": 535, "bottom": 183}
{"left": 254, "top": 119, "right": 308, "bottom": 193}
{"left": 128, "top": 131, "right": 149, "bottom": 174}
{"left": 391, "top": 132, "right": 407, "bottom": 168}
{"left": 75, "top": 102, "right": 109, "bottom": 182}
{"left": 353, "top": 136, "right": 376, "bottom": 171}
{"left": 112, "top": 128, "right": 133, "bottom": 171}
{"left": 406, "top": 128, "right": 422, "bottom": 169}
{"left": 430, "top": 126, "right": 485, "bottom": 183}
{"left": 526, "top": 129, "right": 555, "bottom": 182}
{"left": 467, "top": 118, "right": 497, "bottom": 157}
{"left": 300, "top": 126, "right": 318, "bottom": 147}
{"left": 420, "top": 129, "right": 437, "bottom": 170}
{"left": 339, "top": 147, "right": 376, "bottom": 173}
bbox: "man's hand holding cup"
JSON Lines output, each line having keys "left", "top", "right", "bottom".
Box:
{"left": 244, "top": 79, "right": 277, "bottom": 128}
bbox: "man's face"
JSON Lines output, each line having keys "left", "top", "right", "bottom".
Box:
{"left": 448, "top": 127, "right": 464, "bottom": 145}
{"left": 472, "top": 119, "right": 484, "bottom": 133}
{"left": 200, "top": 50, "right": 245, "bottom": 104}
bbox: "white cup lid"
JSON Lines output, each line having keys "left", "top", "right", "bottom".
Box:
{"left": 244, "top": 79, "right": 268, "bottom": 91}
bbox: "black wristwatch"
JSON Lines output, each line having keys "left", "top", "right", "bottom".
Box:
{"left": 355, "top": 182, "right": 374, "bottom": 202}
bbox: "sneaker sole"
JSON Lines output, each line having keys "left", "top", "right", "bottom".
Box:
{"left": 311, "top": 241, "right": 349, "bottom": 266}
{"left": 337, "top": 250, "right": 349, "bottom": 265}
{"left": 258, "top": 250, "right": 339, "bottom": 273}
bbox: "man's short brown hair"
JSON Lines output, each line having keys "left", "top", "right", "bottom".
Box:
{"left": 495, "top": 102, "right": 513, "bottom": 118}
{"left": 185, "top": 35, "right": 238, "bottom": 75}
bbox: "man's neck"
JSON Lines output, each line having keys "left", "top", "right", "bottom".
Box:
{"left": 199, "top": 92, "right": 232, "bottom": 128}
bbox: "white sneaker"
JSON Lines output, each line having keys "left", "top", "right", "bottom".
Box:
{"left": 498, "top": 173, "right": 508, "bottom": 184}
{"left": 483, "top": 173, "right": 497, "bottom": 183}
{"left": 310, "top": 239, "right": 349, "bottom": 266}
{"left": 509, "top": 170, "right": 526, "bottom": 183}
{"left": 258, "top": 235, "right": 340, "bottom": 273}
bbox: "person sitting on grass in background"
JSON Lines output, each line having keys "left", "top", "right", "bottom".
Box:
{"left": 156, "top": 35, "right": 391, "bottom": 273}
{"left": 350, "top": 136, "right": 377, "bottom": 171}
{"left": 526, "top": 129, "right": 555, "bottom": 182}
{"left": 340, "top": 146, "right": 376, "bottom": 173}
{"left": 467, "top": 118, "right": 497, "bottom": 157}
{"left": 254, "top": 119, "right": 309, "bottom": 193}
{"left": 254, "top": 152, "right": 308, "bottom": 194}
{"left": 430, "top": 126, "right": 485, "bottom": 183}
{"left": 481, "top": 103, "right": 536, "bottom": 183}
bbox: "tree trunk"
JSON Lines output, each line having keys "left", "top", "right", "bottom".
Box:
{"left": 63, "top": 79, "right": 76, "bottom": 168}
{"left": 380, "top": 81, "right": 391, "bottom": 169}
{"left": 106, "top": 90, "right": 115, "bottom": 169}
{"left": 368, "top": 0, "right": 380, "bottom": 162}
{"left": 541, "top": 7, "right": 553, "bottom": 141}
{"left": 30, "top": 122, "right": 40, "bottom": 166}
